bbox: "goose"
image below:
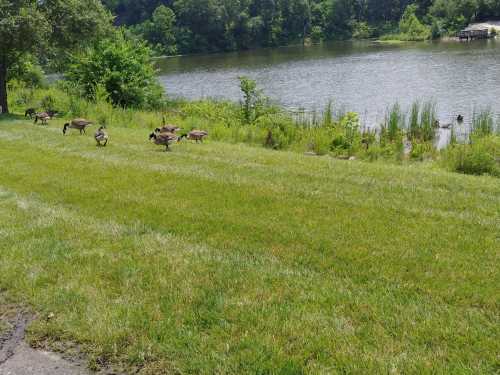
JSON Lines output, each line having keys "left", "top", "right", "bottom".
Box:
{"left": 178, "top": 130, "right": 208, "bottom": 143}
{"left": 25, "top": 108, "right": 36, "bottom": 118}
{"left": 156, "top": 124, "right": 181, "bottom": 134}
{"left": 47, "top": 110, "right": 59, "bottom": 118}
{"left": 149, "top": 130, "right": 177, "bottom": 151}
{"left": 94, "top": 126, "right": 109, "bottom": 146}
{"left": 63, "top": 119, "right": 93, "bottom": 135}
{"left": 34, "top": 112, "right": 51, "bottom": 125}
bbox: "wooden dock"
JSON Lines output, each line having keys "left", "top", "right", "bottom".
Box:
{"left": 458, "top": 26, "right": 490, "bottom": 41}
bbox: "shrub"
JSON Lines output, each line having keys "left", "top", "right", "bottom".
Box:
{"left": 444, "top": 136, "right": 499, "bottom": 177}
{"left": 310, "top": 26, "right": 323, "bottom": 43}
{"left": 399, "top": 5, "right": 431, "bottom": 41}
{"left": 352, "top": 22, "right": 373, "bottom": 39}
{"left": 239, "top": 76, "right": 271, "bottom": 124}
{"left": 66, "top": 31, "right": 164, "bottom": 109}
{"left": 410, "top": 141, "right": 434, "bottom": 161}
{"left": 256, "top": 113, "right": 297, "bottom": 150}
{"left": 8, "top": 58, "right": 46, "bottom": 89}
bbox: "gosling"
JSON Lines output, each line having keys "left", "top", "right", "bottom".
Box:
{"left": 94, "top": 126, "right": 109, "bottom": 147}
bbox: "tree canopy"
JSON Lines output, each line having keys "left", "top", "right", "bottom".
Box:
{"left": 102, "top": 0, "right": 500, "bottom": 55}
{"left": 0, "top": 0, "right": 111, "bottom": 113}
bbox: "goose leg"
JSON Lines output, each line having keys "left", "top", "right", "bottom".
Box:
{"left": 103, "top": 139, "right": 108, "bottom": 147}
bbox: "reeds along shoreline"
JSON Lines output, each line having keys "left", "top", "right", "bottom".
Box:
{"left": 8, "top": 83, "right": 500, "bottom": 176}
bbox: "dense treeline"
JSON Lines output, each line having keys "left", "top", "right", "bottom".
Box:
{"left": 102, "top": 0, "right": 500, "bottom": 54}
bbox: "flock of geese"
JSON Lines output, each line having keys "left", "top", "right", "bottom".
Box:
{"left": 25, "top": 109, "right": 208, "bottom": 151}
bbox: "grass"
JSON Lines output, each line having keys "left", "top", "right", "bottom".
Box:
{"left": 0, "top": 114, "right": 499, "bottom": 374}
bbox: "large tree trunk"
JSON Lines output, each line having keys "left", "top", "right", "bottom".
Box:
{"left": 0, "top": 62, "right": 8, "bottom": 114}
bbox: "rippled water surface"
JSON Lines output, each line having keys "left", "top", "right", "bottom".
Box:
{"left": 157, "top": 39, "right": 500, "bottom": 126}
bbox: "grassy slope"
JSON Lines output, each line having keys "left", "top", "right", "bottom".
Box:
{"left": 0, "top": 116, "right": 498, "bottom": 374}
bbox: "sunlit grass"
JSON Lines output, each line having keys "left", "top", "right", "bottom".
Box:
{"left": 0, "top": 116, "right": 499, "bottom": 374}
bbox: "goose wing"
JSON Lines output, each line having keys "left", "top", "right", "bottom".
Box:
{"left": 189, "top": 130, "right": 208, "bottom": 136}
{"left": 154, "top": 133, "right": 177, "bottom": 145}
{"left": 72, "top": 119, "right": 93, "bottom": 127}
{"left": 161, "top": 125, "right": 180, "bottom": 133}
{"left": 95, "top": 131, "right": 108, "bottom": 141}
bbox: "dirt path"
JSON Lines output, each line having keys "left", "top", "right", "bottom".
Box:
{"left": 0, "top": 312, "right": 90, "bottom": 375}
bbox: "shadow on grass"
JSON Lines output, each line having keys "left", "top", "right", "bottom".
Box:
{"left": 0, "top": 113, "right": 27, "bottom": 123}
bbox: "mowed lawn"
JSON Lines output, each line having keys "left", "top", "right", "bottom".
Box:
{"left": 0, "top": 116, "right": 498, "bottom": 374}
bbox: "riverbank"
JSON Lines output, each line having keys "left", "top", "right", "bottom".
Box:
{"left": 8, "top": 85, "right": 500, "bottom": 178}
{"left": 0, "top": 113, "right": 499, "bottom": 373}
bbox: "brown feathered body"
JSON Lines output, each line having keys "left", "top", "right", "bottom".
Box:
{"left": 179, "top": 130, "right": 208, "bottom": 143}
{"left": 63, "top": 119, "right": 93, "bottom": 135}
{"left": 34, "top": 112, "right": 51, "bottom": 125}
{"left": 95, "top": 127, "right": 109, "bottom": 146}
{"left": 150, "top": 131, "right": 177, "bottom": 151}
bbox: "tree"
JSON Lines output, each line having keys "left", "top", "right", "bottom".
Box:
{"left": 0, "top": 0, "right": 111, "bottom": 113}
{"left": 133, "top": 5, "right": 177, "bottom": 55}
{"left": 399, "top": 4, "right": 431, "bottom": 40}
{"left": 66, "top": 32, "right": 164, "bottom": 109}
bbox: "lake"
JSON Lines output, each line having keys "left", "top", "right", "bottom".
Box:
{"left": 157, "top": 39, "right": 500, "bottom": 129}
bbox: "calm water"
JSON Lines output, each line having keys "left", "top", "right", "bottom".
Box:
{"left": 157, "top": 39, "right": 500, "bottom": 128}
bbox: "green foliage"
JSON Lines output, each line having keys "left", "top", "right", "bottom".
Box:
{"left": 132, "top": 5, "right": 177, "bottom": 56}
{"left": 399, "top": 5, "right": 431, "bottom": 41}
{"left": 8, "top": 57, "right": 46, "bottom": 89}
{"left": 239, "top": 76, "right": 270, "bottom": 124}
{"left": 101, "top": 0, "right": 500, "bottom": 54}
{"left": 382, "top": 103, "right": 404, "bottom": 142}
{"left": 0, "top": 0, "right": 111, "bottom": 113}
{"left": 351, "top": 21, "right": 373, "bottom": 39}
{"left": 310, "top": 26, "right": 324, "bottom": 43}
{"left": 444, "top": 136, "right": 500, "bottom": 177}
{"left": 66, "top": 32, "right": 164, "bottom": 109}
{"left": 471, "top": 108, "right": 496, "bottom": 138}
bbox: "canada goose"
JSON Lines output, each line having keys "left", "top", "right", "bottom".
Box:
{"left": 25, "top": 108, "right": 36, "bottom": 118}
{"left": 94, "top": 126, "right": 109, "bottom": 147}
{"left": 47, "top": 110, "right": 59, "bottom": 118}
{"left": 156, "top": 124, "right": 181, "bottom": 134}
{"left": 178, "top": 130, "right": 208, "bottom": 143}
{"left": 34, "top": 112, "right": 51, "bottom": 125}
{"left": 149, "top": 131, "right": 177, "bottom": 151}
{"left": 63, "top": 119, "right": 93, "bottom": 135}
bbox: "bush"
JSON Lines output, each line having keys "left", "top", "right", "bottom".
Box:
{"left": 8, "top": 57, "right": 46, "bottom": 89}
{"left": 410, "top": 141, "right": 434, "bottom": 161}
{"left": 444, "top": 136, "right": 499, "bottom": 177}
{"left": 310, "top": 26, "right": 323, "bottom": 43}
{"left": 66, "top": 31, "right": 164, "bottom": 109}
{"left": 399, "top": 5, "right": 431, "bottom": 41}
{"left": 352, "top": 22, "right": 373, "bottom": 40}
{"left": 256, "top": 114, "right": 298, "bottom": 150}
